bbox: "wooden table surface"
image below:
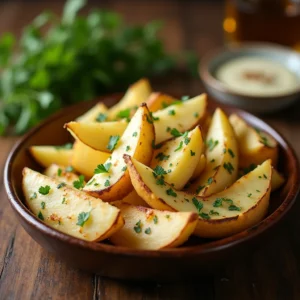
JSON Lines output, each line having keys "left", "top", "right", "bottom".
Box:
{"left": 1, "top": 1, "right": 300, "bottom": 299}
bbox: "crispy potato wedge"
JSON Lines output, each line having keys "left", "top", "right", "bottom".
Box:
{"left": 271, "top": 168, "right": 285, "bottom": 191}
{"left": 76, "top": 102, "right": 108, "bottom": 123}
{"left": 65, "top": 120, "right": 128, "bottom": 152}
{"left": 146, "top": 92, "right": 177, "bottom": 112}
{"left": 125, "top": 155, "right": 271, "bottom": 238}
{"left": 44, "top": 164, "right": 82, "bottom": 186}
{"left": 152, "top": 94, "right": 207, "bottom": 144}
{"left": 107, "top": 78, "right": 152, "bottom": 120}
{"left": 29, "top": 145, "right": 73, "bottom": 168}
{"left": 150, "top": 126, "right": 203, "bottom": 189}
{"left": 71, "top": 140, "right": 110, "bottom": 179}
{"left": 191, "top": 154, "right": 207, "bottom": 180}
{"left": 110, "top": 203, "right": 198, "bottom": 250}
{"left": 83, "top": 104, "right": 154, "bottom": 202}
{"left": 22, "top": 168, "right": 124, "bottom": 242}
{"left": 190, "top": 108, "right": 238, "bottom": 196}
{"left": 229, "top": 114, "right": 278, "bottom": 168}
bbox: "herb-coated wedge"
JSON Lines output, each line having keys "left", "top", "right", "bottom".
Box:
{"left": 107, "top": 78, "right": 152, "bottom": 120}
{"left": 76, "top": 102, "right": 108, "bottom": 123}
{"left": 65, "top": 121, "right": 128, "bottom": 152}
{"left": 146, "top": 92, "right": 177, "bottom": 112}
{"left": 125, "top": 155, "right": 272, "bottom": 238}
{"left": 190, "top": 108, "right": 238, "bottom": 196}
{"left": 152, "top": 94, "right": 207, "bottom": 144}
{"left": 150, "top": 126, "right": 203, "bottom": 190}
{"left": 110, "top": 203, "right": 198, "bottom": 250}
{"left": 71, "top": 140, "right": 110, "bottom": 179}
{"left": 29, "top": 144, "right": 73, "bottom": 168}
{"left": 22, "top": 168, "right": 124, "bottom": 242}
{"left": 271, "top": 168, "right": 285, "bottom": 191}
{"left": 83, "top": 104, "right": 155, "bottom": 202}
{"left": 191, "top": 154, "right": 206, "bottom": 180}
{"left": 44, "top": 164, "right": 83, "bottom": 187}
{"left": 229, "top": 114, "right": 278, "bottom": 168}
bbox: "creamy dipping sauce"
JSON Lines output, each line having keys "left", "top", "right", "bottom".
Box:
{"left": 215, "top": 57, "right": 299, "bottom": 96}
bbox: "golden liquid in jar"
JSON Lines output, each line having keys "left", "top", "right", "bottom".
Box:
{"left": 224, "top": 0, "right": 300, "bottom": 51}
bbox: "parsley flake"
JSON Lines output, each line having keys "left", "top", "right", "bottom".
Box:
{"left": 206, "top": 138, "right": 219, "bottom": 151}
{"left": 94, "top": 162, "right": 112, "bottom": 174}
{"left": 134, "top": 220, "right": 142, "bottom": 233}
{"left": 155, "top": 152, "right": 170, "bottom": 161}
{"left": 87, "top": 178, "right": 96, "bottom": 186}
{"left": 57, "top": 182, "right": 66, "bottom": 189}
{"left": 107, "top": 135, "right": 120, "bottom": 151}
{"left": 41, "top": 201, "right": 46, "bottom": 209}
{"left": 192, "top": 197, "right": 203, "bottom": 214}
{"left": 38, "top": 211, "right": 44, "bottom": 220}
{"left": 65, "top": 166, "right": 74, "bottom": 172}
{"left": 117, "top": 109, "right": 131, "bottom": 121}
{"left": 145, "top": 227, "right": 151, "bottom": 235}
{"left": 95, "top": 113, "right": 107, "bottom": 122}
{"left": 104, "top": 179, "right": 110, "bottom": 187}
{"left": 181, "top": 95, "right": 190, "bottom": 101}
{"left": 166, "top": 188, "right": 177, "bottom": 197}
{"left": 207, "top": 177, "right": 213, "bottom": 184}
{"left": 223, "top": 162, "right": 234, "bottom": 174}
{"left": 174, "top": 141, "right": 183, "bottom": 152}
{"left": 30, "top": 192, "right": 37, "bottom": 200}
{"left": 168, "top": 109, "right": 176, "bottom": 116}
{"left": 121, "top": 166, "right": 127, "bottom": 172}
{"left": 153, "top": 165, "right": 167, "bottom": 176}
{"left": 153, "top": 215, "right": 158, "bottom": 224}
{"left": 190, "top": 150, "right": 195, "bottom": 156}
{"left": 73, "top": 175, "right": 85, "bottom": 189}
{"left": 57, "top": 168, "right": 62, "bottom": 176}
{"left": 76, "top": 211, "right": 91, "bottom": 227}
{"left": 194, "top": 112, "right": 199, "bottom": 118}
{"left": 228, "top": 149, "right": 235, "bottom": 158}
{"left": 126, "top": 145, "right": 130, "bottom": 151}
{"left": 196, "top": 185, "right": 205, "bottom": 194}
{"left": 170, "top": 128, "right": 182, "bottom": 137}
{"left": 54, "top": 143, "right": 73, "bottom": 150}
{"left": 209, "top": 210, "right": 219, "bottom": 216}
{"left": 132, "top": 132, "right": 138, "bottom": 137}
{"left": 200, "top": 212, "right": 210, "bottom": 220}
{"left": 38, "top": 185, "right": 51, "bottom": 195}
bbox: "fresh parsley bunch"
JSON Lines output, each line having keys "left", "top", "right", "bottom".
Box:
{"left": 0, "top": 0, "right": 175, "bottom": 135}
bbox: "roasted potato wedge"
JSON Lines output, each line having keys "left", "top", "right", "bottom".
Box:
{"left": 125, "top": 155, "right": 271, "bottom": 238}
{"left": 190, "top": 108, "right": 238, "bottom": 196}
{"left": 229, "top": 114, "right": 278, "bottom": 168}
{"left": 271, "top": 168, "right": 285, "bottom": 191}
{"left": 110, "top": 203, "right": 198, "bottom": 250}
{"left": 83, "top": 104, "right": 154, "bottom": 202}
{"left": 150, "top": 126, "right": 203, "bottom": 190}
{"left": 71, "top": 140, "right": 110, "bottom": 178}
{"left": 152, "top": 94, "right": 207, "bottom": 144}
{"left": 146, "top": 92, "right": 177, "bottom": 112}
{"left": 76, "top": 102, "right": 108, "bottom": 123}
{"left": 30, "top": 145, "right": 73, "bottom": 168}
{"left": 65, "top": 120, "right": 128, "bottom": 152}
{"left": 22, "top": 168, "right": 124, "bottom": 241}
{"left": 191, "top": 154, "right": 206, "bottom": 181}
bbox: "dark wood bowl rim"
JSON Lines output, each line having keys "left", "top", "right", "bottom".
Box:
{"left": 4, "top": 93, "right": 300, "bottom": 258}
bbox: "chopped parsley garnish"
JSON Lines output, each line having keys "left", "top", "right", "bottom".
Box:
{"left": 165, "top": 215, "right": 170, "bottom": 219}
{"left": 166, "top": 126, "right": 171, "bottom": 132}
{"left": 150, "top": 112, "right": 159, "bottom": 121}
{"left": 155, "top": 152, "right": 170, "bottom": 161}
{"left": 145, "top": 227, "right": 151, "bottom": 235}
{"left": 223, "top": 148, "right": 227, "bottom": 154}
{"left": 199, "top": 212, "right": 210, "bottom": 220}
{"left": 259, "top": 176, "right": 262, "bottom": 179}
{"left": 151, "top": 140, "right": 162, "bottom": 149}
{"left": 57, "top": 168, "right": 62, "bottom": 177}
{"left": 190, "top": 150, "right": 195, "bottom": 156}
{"left": 104, "top": 179, "right": 110, "bottom": 187}
{"left": 133, "top": 132, "right": 138, "bottom": 137}
{"left": 228, "top": 149, "right": 235, "bottom": 158}
{"left": 146, "top": 113, "right": 153, "bottom": 124}
{"left": 256, "top": 189, "right": 260, "bottom": 192}
{"left": 117, "top": 109, "right": 131, "bottom": 121}
{"left": 228, "top": 205, "right": 241, "bottom": 211}
{"left": 167, "top": 169, "right": 172, "bottom": 173}
{"left": 62, "top": 198, "right": 66, "bottom": 204}
{"left": 87, "top": 178, "right": 96, "bottom": 186}
{"left": 121, "top": 166, "right": 127, "bottom": 172}
{"left": 170, "top": 128, "right": 182, "bottom": 137}
{"left": 134, "top": 220, "right": 142, "bottom": 233}
{"left": 184, "top": 136, "right": 191, "bottom": 145}
{"left": 94, "top": 163, "right": 112, "bottom": 174}
{"left": 153, "top": 165, "right": 167, "bottom": 176}
{"left": 153, "top": 215, "right": 158, "bottom": 224}
{"left": 107, "top": 135, "right": 120, "bottom": 151}
{"left": 38, "top": 185, "right": 51, "bottom": 195}
{"left": 213, "top": 197, "right": 241, "bottom": 211}
{"left": 166, "top": 188, "right": 177, "bottom": 197}
{"left": 196, "top": 185, "right": 205, "bottom": 194}
{"left": 76, "top": 211, "right": 91, "bottom": 227}
{"left": 73, "top": 175, "right": 85, "bottom": 189}
{"left": 194, "top": 112, "right": 199, "bottom": 118}
{"left": 181, "top": 95, "right": 190, "bottom": 101}
{"left": 38, "top": 211, "right": 44, "bottom": 220}
{"left": 207, "top": 177, "right": 213, "bottom": 185}
{"left": 168, "top": 109, "right": 176, "bottom": 116}
{"left": 156, "top": 177, "right": 165, "bottom": 186}
{"left": 242, "top": 164, "right": 257, "bottom": 176}
{"left": 209, "top": 210, "right": 219, "bottom": 216}
{"left": 126, "top": 145, "right": 130, "bottom": 151}
{"left": 263, "top": 174, "right": 267, "bottom": 179}
{"left": 192, "top": 197, "right": 203, "bottom": 214}
{"left": 213, "top": 198, "right": 223, "bottom": 207}
{"left": 54, "top": 143, "right": 73, "bottom": 150}
{"left": 169, "top": 163, "right": 173, "bottom": 167}
{"left": 206, "top": 138, "right": 219, "bottom": 151}
{"left": 260, "top": 136, "right": 269, "bottom": 146}
{"left": 95, "top": 113, "right": 107, "bottom": 122}
{"left": 30, "top": 192, "right": 37, "bottom": 200}
{"left": 175, "top": 141, "right": 183, "bottom": 152}
{"left": 223, "top": 162, "right": 234, "bottom": 174}
{"left": 41, "top": 201, "right": 46, "bottom": 209}
{"left": 57, "top": 182, "right": 66, "bottom": 189}
{"left": 65, "top": 165, "right": 74, "bottom": 173}
{"left": 247, "top": 193, "right": 252, "bottom": 197}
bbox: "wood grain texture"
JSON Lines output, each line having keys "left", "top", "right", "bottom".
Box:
{"left": 0, "top": 1, "right": 300, "bottom": 299}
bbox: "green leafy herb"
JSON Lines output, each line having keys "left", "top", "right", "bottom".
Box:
{"left": 165, "top": 215, "right": 170, "bottom": 219}
{"left": 121, "top": 166, "right": 127, "bottom": 172}
{"left": 134, "top": 220, "right": 142, "bottom": 233}
{"left": 223, "top": 148, "right": 226, "bottom": 154}
{"left": 184, "top": 136, "right": 190, "bottom": 145}
{"left": 247, "top": 193, "right": 252, "bottom": 197}
{"left": 57, "top": 182, "right": 66, "bottom": 189}
{"left": 87, "top": 178, "right": 96, "bottom": 186}
{"left": 213, "top": 197, "right": 241, "bottom": 211}
{"left": 57, "top": 168, "right": 62, "bottom": 176}
{"left": 65, "top": 166, "right": 74, "bottom": 172}
{"left": 168, "top": 109, "right": 176, "bottom": 116}
{"left": 151, "top": 140, "right": 162, "bottom": 149}
{"left": 94, "top": 162, "right": 112, "bottom": 174}
{"left": 196, "top": 185, "right": 205, "bottom": 194}
{"left": 150, "top": 112, "right": 159, "bottom": 121}
{"left": 181, "top": 95, "right": 189, "bottom": 101}
{"left": 174, "top": 141, "right": 183, "bottom": 152}
{"left": 126, "top": 145, "right": 130, "bottom": 151}
{"left": 38, "top": 185, "right": 51, "bottom": 195}
{"left": 41, "top": 201, "right": 46, "bottom": 209}
{"left": 104, "top": 179, "right": 110, "bottom": 187}
{"left": 107, "top": 135, "right": 120, "bottom": 151}
{"left": 145, "top": 227, "right": 151, "bottom": 235}
{"left": 146, "top": 113, "right": 153, "bottom": 124}
{"left": 209, "top": 210, "right": 219, "bottom": 216}
{"left": 207, "top": 177, "right": 213, "bottom": 185}
{"left": 73, "top": 175, "right": 85, "bottom": 189}
{"left": 76, "top": 211, "right": 91, "bottom": 227}
{"left": 192, "top": 197, "right": 203, "bottom": 214}
{"left": 206, "top": 138, "right": 219, "bottom": 151}
{"left": 153, "top": 215, "right": 158, "bottom": 224}
{"left": 62, "top": 197, "right": 66, "bottom": 204}
{"left": 194, "top": 112, "right": 199, "bottom": 118}
{"left": 256, "top": 189, "right": 261, "bottom": 192}
{"left": 117, "top": 109, "right": 131, "bottom": 121}
{"left": 155, "top": 152, "right": 169, "bottom": 161}
{"left": 260, "top": 136, "right": 269, "bottom": 146}
{"left": 166, "top": 188, "right": 177, "bottom": 197}
{"left": 55, "top": 143, "right": 73, "bottom": 150}
{"left": 170, "top": 128, "right": 182, "bottom": 137}
{"left": 132, "top": 132, "right": 138, "bottom": 137}
{"left": 223, "top": 162, "right": 234, "bottom": 174}
{"left": 228, "top": 205, "right": 241, "bottom": 211}
{"left": 95, "top": 113, "right": 107, "bottom": 122}
{"left": 30, "top": 192, "right": 37, "bottom": 200}
{"left": 190, "top": 150, "right": 195, "bottom": 156}
{"left": 199, "top": 212, "right": 210, "bottom": 220}
{"left": 263, "top": 174, "right": 267, "bottom": 179}
{"left": 210, "top": 159, "right": 215, "bottom": 163}
{"left": 153, "top": 165, "right": 167, "bottom": 176}
{"left": 38, "top": 211, "right": 44, "bottom": 220}
{"left": 228, "top": 148, "right": 235, "bottom": 158}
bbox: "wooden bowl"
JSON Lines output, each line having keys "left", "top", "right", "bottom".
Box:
{"left": 4, "top": 93, "right": 300, "bottom": 281}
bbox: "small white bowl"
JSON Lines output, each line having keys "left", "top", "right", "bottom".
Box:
{"left": 199, "top": 42, "right": 300, "bottom": 113}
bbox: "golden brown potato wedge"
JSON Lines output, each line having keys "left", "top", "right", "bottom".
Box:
{"left": 125, "top": 155, "right": 272, "bottom": 239}
{"left": 29, "top": 145, "right": 73, "bottom": 168}
{"left": 71, "top": 140, "right": 110, "bottom": 179}
{"left": 76, "top": 102, "right": 108, "bottom": 123}
{"left": 191, "top": 154, "right": 206, "bottom": 180}
{"left": 22, "top": 168, "right": 124, "bottom": 241}
{"left": 271, "top": 168, "right": 285, "bottom": 191}
{"left": 83, "top": 104, "right": 154, "bottom": 202}
{"left": 190, "top": 108, "right": 238, "bottom": 196}
{"left": 146, "top": 92, "right": 177, "bottom": 112}
{"left": 229, "top": 114, "right": 278, "bottom": 168}
{"left": 150, "top": 126, "right": 203, "bottom": 189}
{"left": 110, "top": 203, "right": 198, "bottom": 250}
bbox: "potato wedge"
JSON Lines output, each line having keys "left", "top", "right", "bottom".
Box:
{"left": 44, "top": 164, "right": 82, "bottom": 186}
{"left": 125, "top": 155, "right": 271, "bottom": 238}
{"left": 22, "top": 168, "right": 124, "bottom": 241}
{"left": 146, "top": 92, "right": 177, "bottom": 112}
{"left": 150, "top": 126, "right": 203, "bottom": 190}
{"left": 107, "top": 78, "right": 152, "bottom": 120}
{"left": 71, "top": 140, "right": 110, "bottom": 178}
{"left": 76, "top": 102, "right": 108, "bottom": 123}
{"left": 83, "top": 104, "right": 154, "bottom": 202}
{"left": 110, "top": 203, "right": 198, "bottom": 250}
{"left": 65, "top": 120, "right": 128, "bottom": 152}
{"left": 29, "top": 145, "right": 73, "bottom": 168}
{"left": 152, "top": 94, "right": 207, "bottom": 144}
{"left": 229, "top": 114, "right": 278, "bottom": 168}
{"left": 190, "top": 108, "right": 238, "bottom": 196}
{"left": 191, "top": 154, "right": 206, "bottom": 180}
{"left": 271, "top": 168, "right": 285, "bottom": 191}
